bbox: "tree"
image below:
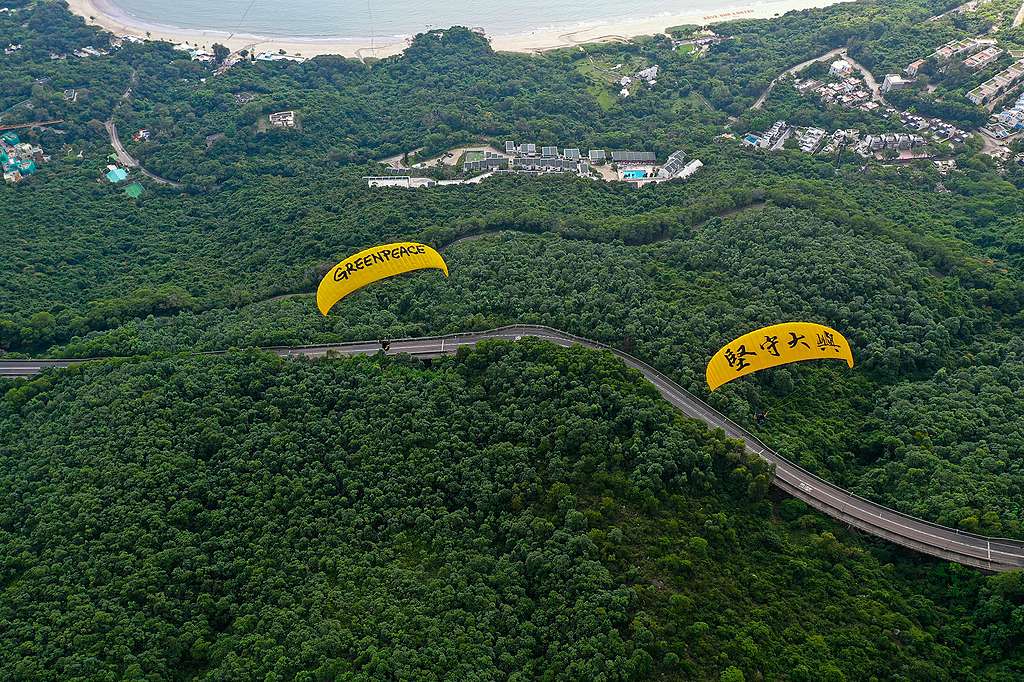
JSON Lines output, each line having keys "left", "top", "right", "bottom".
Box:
{"left": 212, "top": 43, "right": 230, "bottom": 64}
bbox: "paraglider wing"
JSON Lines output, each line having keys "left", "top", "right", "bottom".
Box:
{"left": 706, "top": 322, "right": 854, "bottom": 391}
{"left": 316, "top": 242, "right": 449, "bottom": 315}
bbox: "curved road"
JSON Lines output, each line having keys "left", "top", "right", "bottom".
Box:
{"left": 2, "top": 324, "right": 1023, "bottom": 572}
{"left": 751, "top": 48, "right": 885, "bottom": 110}
{"left": 105, "top": 120, "right": 182, "bottom": 188}
{"left": 751, "top": 48, "right": 845, "bottom": 110}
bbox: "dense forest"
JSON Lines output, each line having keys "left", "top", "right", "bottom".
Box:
{"left": 37, "top": 203, "right": 1023, "bottom": 536}
{"left": 2, "top": 343, "right": 1023, "bottom": 679}
{"left": 2, "top": 0, "right": 1024, "bottom": 677}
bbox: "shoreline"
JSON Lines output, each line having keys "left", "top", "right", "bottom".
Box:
{"left": 67, "top": 0, "right": 853, "bottom": 58}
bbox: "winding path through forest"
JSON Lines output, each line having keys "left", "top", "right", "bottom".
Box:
{"left": 3, "top": 325, "right": 1023, "bottom": 572}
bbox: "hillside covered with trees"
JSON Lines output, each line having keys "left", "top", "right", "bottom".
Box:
{"left": 2, "top": 0, "right": 1024, "bottom": 677}
{"left": 2, "top": 342, "right": 1023, "bottom": 679}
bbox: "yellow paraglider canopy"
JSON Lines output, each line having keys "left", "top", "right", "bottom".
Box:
{"left": 316, "top": 242, "right": 448, "bottom": 316}
{"left": 706, "top": 322, "right": 854, "bottom": 391}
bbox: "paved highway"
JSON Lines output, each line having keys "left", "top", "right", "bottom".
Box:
{"left": 3, "top": 324, "right": 1023, "bottom": 572}
{"left": 105, "top": 119, "right": 183, "bottom": 188}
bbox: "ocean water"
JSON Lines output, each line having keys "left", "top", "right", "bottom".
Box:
{"left": 104, "top": 0, "right": 745, "bottom": 39}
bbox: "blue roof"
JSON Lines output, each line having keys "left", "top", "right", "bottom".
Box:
{"left": 106, "top": 168, "right": 128, "bottom": 183}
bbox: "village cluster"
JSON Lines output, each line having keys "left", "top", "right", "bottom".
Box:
{"left": 618, "top": 65, "right": 659, "bottom": 98}
{"left": 898, "top": 111, "right": 971, "bottom": 144}
{"left": 793, "top": 58, "right": 880, "bottom": 112}
{"left": 741, "top": 120, "right": 937, "bottom": 160}
{"left": 891, "top": 35, "right": 1024, "bottom": 115}
{"left": 46, "top": 34, "right": 145, "bottom": 61}
{"left": 172, "top": 43, "right": 307, "bottom": 76}
{"left": 990, "top": 92, "right": 1024, "bottom": 134}
{"left": 465, "top": 142, "right": 703, "bottom": 186}
{"left": 365, "top": 142, "right": 703, "bottom": 189}
{"left": 1, "top": 132, "right": 47, "bottom": 184}
{"left": 752, "top": 42, "right": 981, "bottom": 162}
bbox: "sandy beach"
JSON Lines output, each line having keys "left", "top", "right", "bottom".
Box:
{"left": 68, "top": 0, "right": 853, "bottom": 58}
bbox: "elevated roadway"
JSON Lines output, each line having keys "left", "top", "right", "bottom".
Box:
{"left": 3, "top": 324, "right": 1023, "bottom": 572}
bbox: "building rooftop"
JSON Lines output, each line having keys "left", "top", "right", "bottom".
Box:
{"left": 105, "top": 168, "right": 128, "bottom": 183}
{"left": 611, "top": 150, "right": 657, "bottom": 163}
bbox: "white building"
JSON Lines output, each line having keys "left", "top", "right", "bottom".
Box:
{"left": 677, "top": 159, "right": 703, "bottom": 179}
{"left": 905, "top": 59, "right": 927, "bottom": 77}
{"left": 269, "top": 111, "right": 297, "bottom": 128}
{"left": 795, "top": 127, "right": 827, "bottom": 153}
{"left": 364, "top": 176, "right": 438, "bottom": 188}
{"left": 881, "top": 74, "right": 911, "bottom": 93}
{"left": 636, "top": 65, "right": 659, "bottom": 83}
{"left": 365, "top": 176, "right": 412, "bottom": 188}
{"left": 829, "top": 59, "right": 852, "bottom": 77}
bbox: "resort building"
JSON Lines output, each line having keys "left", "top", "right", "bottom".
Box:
{"left": 105, "top": 166, "right": 128, "bottom": 183}
{"left": 905, "top": 59, "right": 927, "bottom": 77}
{"left": 931, "top": 37, "right": 992, "bottom": 62}
{"left": 657, "top": 150, "right": 688, "bottom": 178}
{"left": 967, "top": 58, "right": 1024, "bottom": 105}
{"left": 464, "top": 152, "right": 511, "bottom": 172}
{"left": 364, "top": 176, "right": 437, "bottom": 188}
{"left": 677, "top": 159, "right": 703, "bottom": 179}
{"left": 511, "top": 157, "right": 578, "bottom": 172}
{"left": 964, "top": 46, "right": 1003, "bottom": 70}
{"left": 655, "top": 152, "right": 704, "bottom": 181}
{"left": 611, "top": 151, "right": 657, "bottom": 163}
